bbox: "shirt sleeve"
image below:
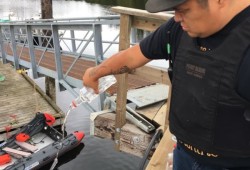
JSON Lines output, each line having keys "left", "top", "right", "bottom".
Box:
{"left": 139, "top": 17, "right": 176, "bottom": 60}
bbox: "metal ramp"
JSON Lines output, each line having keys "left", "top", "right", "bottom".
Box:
{"left": 0, "top": 16, "right": 158, "bottom": 112}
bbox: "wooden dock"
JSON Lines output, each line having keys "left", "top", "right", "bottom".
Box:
{"left": 0, "top": 62, "right": 64, "bottom": 141}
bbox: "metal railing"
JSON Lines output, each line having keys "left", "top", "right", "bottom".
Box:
{"left": 0, "top": 16, "right": 125, "bottom": 111}
{"left": 1, "top": 18, "right": 119, "bottom": 75}
{"left": 0, "top": 16, "right": 153, "bottom": 112}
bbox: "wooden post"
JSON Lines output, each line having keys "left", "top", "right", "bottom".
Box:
{"left": 146, "top": 75, "right": 174, "bottom": 170}
{"left": 146, "top": 127, "right": 175, "bottom": 170}
{"left": 111, "top": 6, "right": 175, "bottom": 167}
{"left": 41, "top": 0, "right": 53, "bottom": 19}
{"left": 41, "top": 0, "right": 53, "bottom": 48}
{"left": 114, "top": 14, "right": 131, "bottom": 151}
{"left": 45, "top": 77, "right": 56, "bottom": 102}
{"left": 41, "top": 0, "right": 56, "bottom": 102}
{"left": 164, "top": 83, "right": 172, "bottom": 131}
{"left": 111, "top": 6, "right": 173, "bottom": 151}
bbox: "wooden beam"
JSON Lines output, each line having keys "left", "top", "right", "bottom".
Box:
{"left": 114, "top": 14, "right": 131, "bottom": 150}
{"left": 134, "top": 66, "right": 170, "bottom": 85}
{"left": 146, "top": 74, "right": 173, "bottom": 169}
{"left": 111, "top": 6, "right": 173, "bottom": 32}
{"left": 119, "top": 14, "right": 132, "bottom": 49}
{"left": 146, "top": 127, "right": 175, "bottom": 170}
{"left": 45, "top": 76, "right": 56, "bottom": 102}
{"left": 163, "top": 73, "right": 172, "bottom": 131}
{"left": 132, "top": 16, "right": 165, "bottom": 32}
{"left": 115, "top": 73, "right": 128, "bottom": 150}
{"left": 111, "top": 6, "right": 172, "bottom": 21}
{"left": 21, "top": 71, "right": 63, "bottom": 115}
{"left": 41, "top": 0, "right": 53, "bottom": 19}
{"left": 110, "top": 7, "right": 175, "bottom": 167}
{"left": 153, "top": 103, "right": 168, "bottom": 127}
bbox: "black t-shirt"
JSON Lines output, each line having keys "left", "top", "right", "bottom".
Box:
{"left": 140, "top": 6, "right": 250, "bottom": 168}
{"left": 139, "top": 5, "right": 250, "bottom": 103}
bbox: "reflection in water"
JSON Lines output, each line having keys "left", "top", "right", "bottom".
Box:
{"left": 41, "top": 143, "right": 85, "bottom": 170}
{"left": 0, "top": 0, "right": 40, "bottom": 20}
{"left": 1, "top": 0, "right": 146, "bottom": 20}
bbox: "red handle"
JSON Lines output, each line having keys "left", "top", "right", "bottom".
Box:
{"left": 0, "top": 154, "right": 11, "bottom": 165}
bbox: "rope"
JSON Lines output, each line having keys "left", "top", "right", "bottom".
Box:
{"left": 4, "top": 114, "right": 19, "bottom": 139}
{"left": 33, "top": 80, "right": 40, "bottom": 113}
{"left": 9, "top": 114, "right": 18, "bottom": 124}
{"left": 4, "top": 125, "right": 12, "bottom": 139}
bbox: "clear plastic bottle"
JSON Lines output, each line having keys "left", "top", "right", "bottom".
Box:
{"left": 70, "top": 75, "right": 117, "bottom": 109}
{"left": 166, "top": 153, "right": 173, "bottom": 170}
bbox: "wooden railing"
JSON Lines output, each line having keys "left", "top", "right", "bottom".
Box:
{"left": 111, "top": 6, "right": 175, "bottom": 170}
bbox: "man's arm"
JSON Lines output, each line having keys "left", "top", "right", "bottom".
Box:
{"left": 82, "top": 44, "right": 151, "bottom": 93}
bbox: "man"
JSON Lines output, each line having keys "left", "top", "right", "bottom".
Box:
{"left": 83, "top": 0, "right": 250, "bottom": 169}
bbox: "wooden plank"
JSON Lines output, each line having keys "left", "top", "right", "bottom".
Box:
{"left": 20, "top": 71, "right": 62, "bottom": 114}
{"left": 119, "top": 14, "right": 132, "bottom": 50}
{"left": 3, "top": 147, "right": 31, "bottom": 157}
{"left": 134, "top": 66, "right": 170, "bottom": 85}
{"left": 115, "top": 73, "right": 128, "bottom": 150}
{"left": 0, "top": 62, "right": 64, "bottom": 141}
{"left": 136, "top": 101, "right": 166, "bottom": 120}
{"left": 45, "top": 76, "right": 56, "bottom": 102}
{"left": 114, "top": 13, "right": 131, "bottom": 150}
{"left": 146, "top": 127, "right": 175, "bottom": 170}
{"left": 163, "top": 74, "right": 172, "bottom": 131}
{"left": 4, "top": 44, "right": 159, "bottom": 95}
{"left": 146, "top": 76, "right": 173, "bottom": 169}
{"left": 132, "top": 16, "right": 165, "bottom": 32}
{"left": 15, "top": 141, "right": 38, "bottom": 152}
{"left": 153, "top": 104, "right": 168, "bottom": 127}
{"left": 111, "top": 6, "right": 173, "bottom": 21}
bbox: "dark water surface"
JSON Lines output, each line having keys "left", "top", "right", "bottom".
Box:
{"left": 0, "top": 0, "right": 147, "bottom": 169}
{"left": 28, "top": 67, "right": 141, "bottom": 170}
{"left": 50, "top": 84, "right": 141, "bottom": 170}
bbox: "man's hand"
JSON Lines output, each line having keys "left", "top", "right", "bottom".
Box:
{"left": 82, "top": 67, "right": 99, "bottom": 94}
{"left": 82, "top": 45, "right": 150, "bottom": 94}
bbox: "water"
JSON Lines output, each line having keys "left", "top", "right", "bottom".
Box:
{"left": 0, "top": 0, "right": 147, "bottom": 21}
{"left": 44, "top": 79, "right": 140, "bottom": 170}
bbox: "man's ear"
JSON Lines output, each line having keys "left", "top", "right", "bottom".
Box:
{"left": 209, "top": 0, "right": 226, "bottom": 10}
{"left": 217, "top": 0, "right": 226, "bottom": 7}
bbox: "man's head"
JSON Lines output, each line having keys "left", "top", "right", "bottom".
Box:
{"left": 146, "top": 0, "right": 246, "bottom": 38}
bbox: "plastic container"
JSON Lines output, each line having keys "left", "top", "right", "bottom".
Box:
{"left": 70, "top": 75, "right": 117, "bottom": 109}
{"left": 166, "top": 153, "right": 173, "bottom": 170}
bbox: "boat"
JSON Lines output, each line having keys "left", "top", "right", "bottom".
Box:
{"left": 0, "top": 112, "right": 85, "bottom": 170}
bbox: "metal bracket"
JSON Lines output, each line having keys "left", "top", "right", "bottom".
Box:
{"left": 105, "top": 97, "right": 155, "bottom": 133}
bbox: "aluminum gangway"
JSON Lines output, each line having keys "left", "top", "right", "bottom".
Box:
{"left": 0, "top": 16, "right": 156, "bottom": 112}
